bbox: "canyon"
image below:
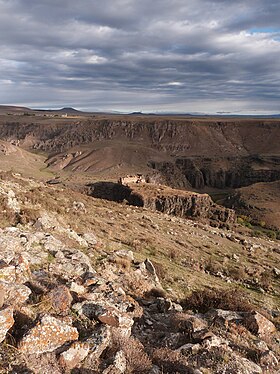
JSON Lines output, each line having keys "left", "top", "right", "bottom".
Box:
{"left": 0, "top": 109, "right": 279, "bottom": 228}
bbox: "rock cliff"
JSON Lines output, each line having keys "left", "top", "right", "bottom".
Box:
{"left": 87, "top": 182, "right": 235, "bottom": 227}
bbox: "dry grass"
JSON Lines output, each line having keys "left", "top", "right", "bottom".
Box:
{"left": 182, "top": 288, "right": 254, "bottom": 314}
{"left": 109, "top": 333, "right": 152, "bottom": 373}
{"left": 151, "top": 347, "right": 192, "bottom": 374}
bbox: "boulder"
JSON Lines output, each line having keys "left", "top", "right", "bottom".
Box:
{"left": 243, "top": 311, "right": 276, "bottom": 338}
{"left": 18, "top": 315, "right": 78, "bottom": 354}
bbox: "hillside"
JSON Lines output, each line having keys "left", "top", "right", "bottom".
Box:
{"left": 0, "top": 171, "right": 280, "bottom": 373}
{"left": 226, "top": 180, "right": 280, "bottom": 230}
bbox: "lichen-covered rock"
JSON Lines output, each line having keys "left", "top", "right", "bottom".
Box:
{"left": 0, "top": 265, "right": 16, "bottom": 283}
{"left": 244, "top": 311, "right": 276, "bottom": 338}
{"left": 0, "top": 306, "right": 14, "bottom": 342}
{"left": 18, "top": 315, "right": 78, "bottom": 354}
{"left": 48, "top": 247, "right": 94, "bottom": 278}
{"left": 59, "top": 341, "right": 90, "bottom": 370}
{"left": 228, "top": 355, "right": 263, "bottom": 374}
{"left": 0, "top": 282, "right": 31, "bottom": 305}
{"left": 81, "top": 325, "right": 111, "bottom": 368}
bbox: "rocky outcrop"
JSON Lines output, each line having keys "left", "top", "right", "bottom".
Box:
{"left": 87, "top": 182, "right": 235, "bottom": 226}
{"left": 150, "top": 155, "right": 280, "bottom": 190}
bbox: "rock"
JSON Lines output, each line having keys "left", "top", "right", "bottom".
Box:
{"left": 205, "top": 309, "right": 244, "bottom": 328}
{"left": 82, "top": 325, "right": 111, "bottom": 366}
{"left": 115, "top": 250, "right": 134, "bottom": 262}
{"left": 49, "top": 285, "right": 73, "bottom": 315}
{"left": 103, "top": 350, "right": 126, "bottom": 374}
{"left": 83, "top": 232, "right": 98, "bottom": 246}
{"left": 173, "top": 313, "right": 208, "bottom": 335}
{"left": 243, "top": 311, "right": 276, "bottom": 338}
{"left": 18, "top": 315, "right": 78, "bottom": 354}
{"left": 69, "top": 281, "right": 86, "bottom": 295}
{"left": 0, "top": 282, "right": 31, "bottom": 306}
{"left": 0, "top": 286, "right": 5, "bottom": 308}
{"left": 0, "top": 265, "right": 16, "bottom": 283}
{"left": 59, "top": 341, "right": 90, "bottom": 370}
{"left": 259, "top": 350, "right": 279, "bottom": 369}
{"left": 0, "top": 306, "right": 14, "bottom": 342}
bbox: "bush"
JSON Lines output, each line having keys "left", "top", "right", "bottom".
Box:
{"left": 182, "top": 288, "right": 254, "bottom": 314}
{"left": 266, "top": 230, "right": 277, "bottom": 240}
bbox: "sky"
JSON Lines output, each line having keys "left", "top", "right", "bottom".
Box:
{"left": 1, "top": 0, "right": 280, "bottom": 114}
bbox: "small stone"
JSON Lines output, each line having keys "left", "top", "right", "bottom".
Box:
{"left": 69, "top": 281, "right": 86, "bottom": 295}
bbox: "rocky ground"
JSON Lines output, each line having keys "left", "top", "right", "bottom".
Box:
{"left": 0, "top": 172, "right": 280, "bottom": 373}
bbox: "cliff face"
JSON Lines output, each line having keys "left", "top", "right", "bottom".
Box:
{"left": 87, "top": 182, "right": 235, "bottom": 227}
{"left": 0, "top": 116, "right": 279, "bottom": 205}
{"left": 0, "top": 118, "right": 279, "bottom": 157}
{"left": 150, "top": 155, "right": 280, "bottom": 190}
{"left": 142, "top": 191, "right": 235, "bottom": 227}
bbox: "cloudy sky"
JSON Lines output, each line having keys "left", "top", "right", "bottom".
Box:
{"left": 1, "top": 0, "right": 280, "bottom": 113}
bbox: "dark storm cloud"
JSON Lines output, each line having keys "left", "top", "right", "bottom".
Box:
{"left": 0, "top": 0, "right": 280, "bottom": 113}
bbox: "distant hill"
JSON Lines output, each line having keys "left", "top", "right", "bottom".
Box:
{"left": 0, "top": 105, "right": 32, "bottom": 114}
{"left": 56, "top": 107, "right": 81, "bottom": 114}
